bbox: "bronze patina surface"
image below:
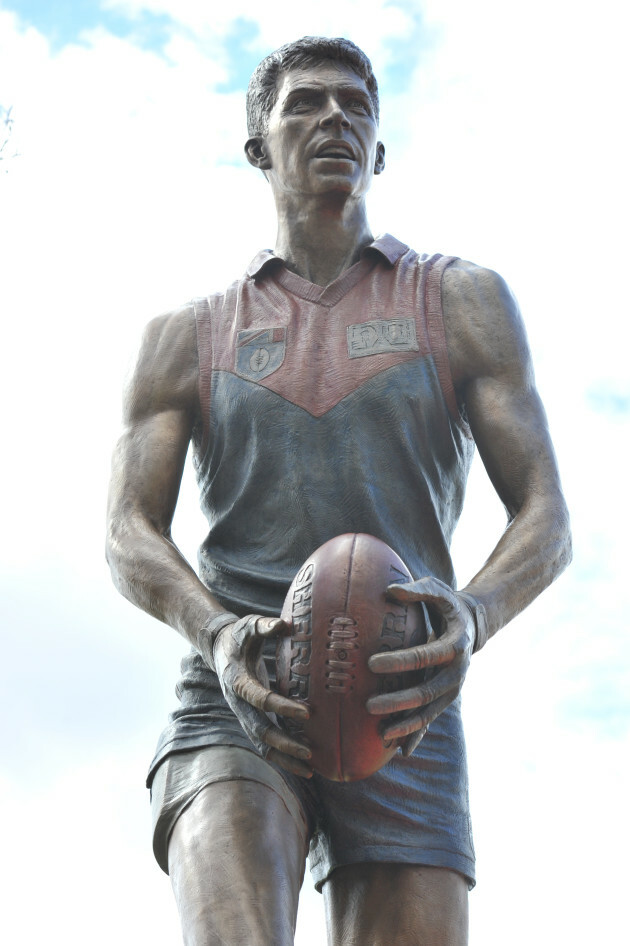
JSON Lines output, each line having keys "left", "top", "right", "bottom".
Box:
{"left": 107, "top": 36, "right": 571, "bottom": 945}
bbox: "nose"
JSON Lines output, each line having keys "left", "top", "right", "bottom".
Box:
{"left": 319, "top": 98, "right": 351, "bottom": 129}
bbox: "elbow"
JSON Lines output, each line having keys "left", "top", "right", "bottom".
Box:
{"left": 105, "top": 519, "right": 115, "bottom": 570}
{"left": 555, "top": 506, "right": 573, "bottom": 577}
{"left": 105, "top": 528, "right": 141, "bottom": 607}
{"left": 562, "top": 524, "right": 573, "bottom": 571}
{"left": 105, "top": 533, "right": 119, "bottom": 584}
{"left": 105, "top": 513, "right": 131, "bottom": 595}
{"left": 105, "top": 531, "right": 123, "bottom": 593}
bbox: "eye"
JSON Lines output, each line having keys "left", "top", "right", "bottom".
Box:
{"left": 287, "top": 95, "right": 318, "bottom": 112}
{"left": 346, "top": 99, "right": 371, "bottom": 115}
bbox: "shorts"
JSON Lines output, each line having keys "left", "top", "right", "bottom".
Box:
{"left": 149, "top": 697, "right": 476, "bottom": 892}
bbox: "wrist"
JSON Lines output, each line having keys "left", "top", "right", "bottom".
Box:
{"left": 198, "top": 611, "right": 238, "bottom": 670}
{"left": 456, "top": 591, "right": 489, "bottom": 654}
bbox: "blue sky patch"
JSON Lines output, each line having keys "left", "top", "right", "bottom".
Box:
{"left": 215, "top": 17, "right": 263, "bottom": 93}
{"left": 587, "top": 384, "right": 630, "bottom": 414}
{"left": 381, "top": 1, "right": 437, "bottom": 95}
{"left": 6, "top": 0, "right": 172, "bottom": 54}
{"left": 559, "top": 671, "right": 630, "bottom": 739}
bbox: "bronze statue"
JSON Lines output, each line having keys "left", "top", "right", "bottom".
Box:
{"left": 106, "top": 36, "right": 571, "bottom": 945}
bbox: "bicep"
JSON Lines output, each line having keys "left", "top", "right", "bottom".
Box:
{"left": 465, "top": 373, "right": 562, "bottom": 520}
{"left": 108, "top": 307, "right": 198, "bottom": 535}
{"left": 445, "top": 262, "right": 564, "bottom": 519}
{"left": 109, "top": 408, "right": 193, "bottom": 534}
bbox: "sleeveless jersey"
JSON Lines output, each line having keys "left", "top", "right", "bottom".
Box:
{"left": 192, "top": 233, "right": 473, "bottom": 614}
{"left": 149, "top": 234, "right": 475, "bottom": 776}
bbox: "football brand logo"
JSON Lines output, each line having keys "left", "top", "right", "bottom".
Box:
{"left": 347, "top": 318, "right": 419, "bottom": 358}
{"left": 287, "top": 563, "right": 314, "bottom": 701}
{"left": 325, "top": 616, "right": 358, "bottom": 695}
{"left": 235, "top": 327, "right": 286, "bottom": 381}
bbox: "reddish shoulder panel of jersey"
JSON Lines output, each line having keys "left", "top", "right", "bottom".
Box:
{"left": 211, "top": 249, "right": 434, "bottom": 417}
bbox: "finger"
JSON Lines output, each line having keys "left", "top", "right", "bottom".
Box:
{"left": 387, "top": 575, "right": 451, "bottom": 601}
{"left": 261, "top": 721, "right": 312, "bottom": 761}
{"left": 263, "top": 690, "right": 311, "bottom": 721}
{"left": 233, "top": 672, "right": 309, "bottom": 720}
{"left": 265, "top": 747, "right": 313, "bottom": 779}
{"left": 402, "top": 728, "right": 427, "bottom": 757}
{"left": 382, "top": 692, "right": 455, "bottom": 741}
{"left": 229, "top": 694, "right": 312, "bottom": 763}
{"left": 368, "top": 635, "right": 459, "bottom": 675}
{"left": 367, "top": 665, "right": 461, "bottom": 715}
{"left": 255, "top": 617, "right": 291, "bottom": 639}
{"left": 387, "top": 578, "right": 459, "bottom": 618}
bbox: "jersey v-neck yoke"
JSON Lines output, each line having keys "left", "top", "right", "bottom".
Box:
{"left": 246, "top": 233, "right": 411, "bottom": 309}
{"left": 272, "top": 255, "right": 379, "bottom": 307}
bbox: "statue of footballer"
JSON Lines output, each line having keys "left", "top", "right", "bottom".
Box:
{"left": 107, "top": 36, "right": 571, "bottom": 946}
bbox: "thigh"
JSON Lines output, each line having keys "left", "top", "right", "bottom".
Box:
{"left": 168, "top": 778, "right": 309, "bottom": 946}
{"left": 323, "top": 863, "right": 469, "bottom": 946}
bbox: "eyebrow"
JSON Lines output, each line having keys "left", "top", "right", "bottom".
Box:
{"left": 282, "top": 84, "right": 372, "bottom": 106}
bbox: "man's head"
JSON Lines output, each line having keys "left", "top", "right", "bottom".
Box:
{"left": 246, "top": 37, "right": 379, "bottom": 138}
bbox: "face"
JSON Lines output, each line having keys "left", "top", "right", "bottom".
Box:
{"left": 246, "top": 61, "right": 385, "bottom": 201}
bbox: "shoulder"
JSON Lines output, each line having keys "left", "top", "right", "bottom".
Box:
{"left": 441, "top": 258, "right": 533, "bottom": 388}
{"left": 124, "top": 302, "right": 199, "bottom": 423}
{"left": 442, "top": 258, "right": 514, "bottom": 309}
{"left": 140, "top": 301, "right": 198, "bottom": 368}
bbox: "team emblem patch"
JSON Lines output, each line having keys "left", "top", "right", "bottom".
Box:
{"left": 235, "top": 327, "right": 286, "bottom": 381}
{"left": 347, "top": 318, "right": 418, "bottom": 359}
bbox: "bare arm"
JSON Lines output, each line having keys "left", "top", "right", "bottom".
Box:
{"left": 368, "top": 261, "right": 571, "bottom": 745}
{"left": 106, "top": 306, "right": 311, "bottom": 774}
{"left": 444, "top": 260, "right": 571, "bottom": 629}
{"left": 106, "top": 305, "right": 218, "bottom": 642}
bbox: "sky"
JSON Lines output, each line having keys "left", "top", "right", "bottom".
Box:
{"left": 0, "top": 0, "right": 628, "bottom": 943}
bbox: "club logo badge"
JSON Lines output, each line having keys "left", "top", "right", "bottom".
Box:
{"left": 235, "top": 327, "right": 286, "bottom": 381}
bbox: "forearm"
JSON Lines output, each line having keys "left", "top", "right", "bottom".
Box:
{"left": 106, "top": 512, "right": 229, "bottom": 653}
{"left": 461, "top": 495, "right": 572, "bottom": 640}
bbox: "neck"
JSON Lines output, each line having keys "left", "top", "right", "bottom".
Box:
{"left": 273, "top": 195, "right": 374, "bottom": 286}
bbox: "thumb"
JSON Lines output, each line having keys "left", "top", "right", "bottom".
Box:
{"left": 386, "top": 583, "right": 417, "bottom": 602}
{"left": 256, "top": 617, "right": 290, "bottom": 638}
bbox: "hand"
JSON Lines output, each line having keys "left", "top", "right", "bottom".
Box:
{"left": 208, "top": 615, "right": 313, "bottom": 778}
{"left": 366, "top": 576, "right": 476, "bottom": 756}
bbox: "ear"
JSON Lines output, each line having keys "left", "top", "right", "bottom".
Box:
{"left": 245, "top": 136, "right": 271, "bottom": 170}
{"left": 374, "top": 141, "right": 385, "bottom": 175}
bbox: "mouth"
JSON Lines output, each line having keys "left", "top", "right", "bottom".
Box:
{"left": 315, "top": 141, "right": 355, "bottom": 160}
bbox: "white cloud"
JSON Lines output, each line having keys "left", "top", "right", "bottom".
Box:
{"left": 105, "top": 0, "right": 417, "bottom": 43}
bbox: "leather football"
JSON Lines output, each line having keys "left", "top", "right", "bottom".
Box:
{"left": 276, "top": 533, "right": 429, "bottom": 781}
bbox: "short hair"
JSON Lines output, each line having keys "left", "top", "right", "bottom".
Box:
{"left": 246, "top": 36, "right": 379, "bottom": 137}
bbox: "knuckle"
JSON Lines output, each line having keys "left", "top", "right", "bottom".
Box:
{"left": 423, "top": 684, "right": 437, "bottom": 706}
{"left": 231, "top": 671, "right": 249, "bottom": 698}
{"left": 411, "top": 713, "right": 429, "bottom": 735}
{"left": 412, "top": 646, "right": 427, "bottom": 669}
{"left": 452, "top": 635, "right": 467, "bottom": 657}
{"left": 255, "top": 616, "right": 276, "bottom": 636}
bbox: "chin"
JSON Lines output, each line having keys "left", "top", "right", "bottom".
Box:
{"left": 313, "top": 173, "right": 365, "bottom": 196}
